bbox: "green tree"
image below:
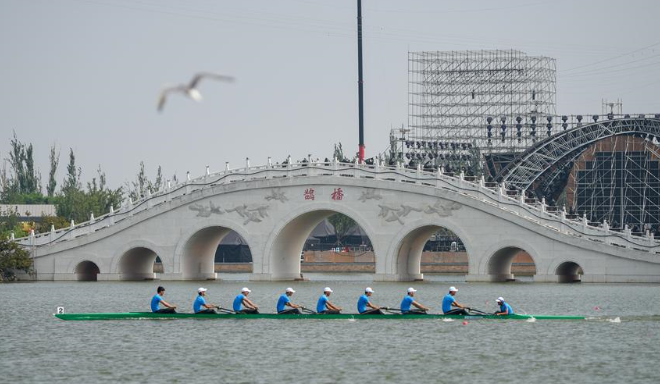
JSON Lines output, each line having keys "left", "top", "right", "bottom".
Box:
{"left": 62, "top": 148, "right": 81, "bottom": 192}
{"left": 47, "top": 144, "right": 59, "bottom": 197}
{"left": 2, "top": 192, "right": 50, "bottom": 204}
{"left": 153, "top": 166, "right": 163, "bottom": 192}
{"left": 57, "top": 166, "right": 122, "bottom": 222}
{"left": 327, "top": 213, "right": 357, "bottom": 246}
{"left": 0, "top": 161, "right": 9, "bottom": 201}
{"left": 333, "top": 142, "right": 351, "bottom": 163}
{"left": 35, "top": 215, "right": 70, "bottom": 234}
{"left": 8, "top": 133, "right": 25, "bottom": 194}
{"left": 127, "top": 162, "right": 164, "bottom": 201}
{"left": 0, "top": 208, "right": 29, "bottom": 239}
{"left": 3, "top": 133, "right": 40, "bottom": 198}
{"left": 0, "top": 238, "right": 32, "bottom": 281}
{"left": 24, "top": 143, "right": 40, "bottom": 194}
{"left": 85, "top": 166, "right": 123, "bottom": 217}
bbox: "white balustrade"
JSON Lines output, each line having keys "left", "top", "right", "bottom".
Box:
{"left": 11, "top": 160, "right": 660, "bottom": 251}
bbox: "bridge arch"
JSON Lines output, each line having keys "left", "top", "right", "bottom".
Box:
{"left": 263, "top": 202, "right": 378, "bottom": 280}
{"left": 173, "top": 218, "right": 252, "bottom": 280}
{"left": 118, "top": 247, "right": 158, "bottom": 281}
{"left": 480, "top": 238, "right": 541, "bottom": 282}
{"left": 385, "top": 218, "right": 474, "bottom": 281}
{"left": 111, "top": 240, "right": 164, "bottom": 281}
{"left": 74, "top": 260, "right": 100, "bottom": 281}
{"left": 554, "top": 261, "right": 583, "bottom": 283}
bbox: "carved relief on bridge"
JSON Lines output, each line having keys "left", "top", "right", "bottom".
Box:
{"left": 376, "top": 200, "right": 462, "bottom": 225}
{"left": 188, "top": 189, "right": 290, "bottom": 225}
{"left": 358, "top": 188, "right": 383, "bottom": 202}
{"left": 226, "top": 204, "right": 270, "bottom": 225}
{"left": 189, "top": 202, "right": 271, "bottom": 225}
{"left": 189, "top": 202, "right": 224, "bottom": 218}
{"left": 265, "top": 189, "right": 288, "bottom": 203}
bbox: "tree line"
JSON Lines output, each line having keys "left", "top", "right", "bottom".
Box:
{"left": 0, "top": 134, "right": 164, "bottom": 239}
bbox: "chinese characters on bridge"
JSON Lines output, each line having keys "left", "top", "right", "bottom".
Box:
{"left": 303, "top": 188, "right": 344, "bottom": 201}
{"left": 331, "top": 188, "right": 344, "bottom": 201}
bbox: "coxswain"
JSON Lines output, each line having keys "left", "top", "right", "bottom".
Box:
{"left": 494, "top": 297, "right": 514, "bottom": 316}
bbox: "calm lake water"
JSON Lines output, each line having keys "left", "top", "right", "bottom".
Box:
{"left": 1, "top": 275, "right": 659, "bottom": 384}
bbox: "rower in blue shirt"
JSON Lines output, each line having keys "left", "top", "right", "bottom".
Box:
{"left": 442, "top": 286, "right": 469, "bottom": 315}
{"left": 150, "top": 286, "right": 177, "bottom": 313}
{"left": 400, "top": 287, "right": 429, "bottom": 314}
{"left": 233, "top": 287, "right": 259, "bottom": 314}
{"left": 357, "top": 287, "right": 384, "bottom": 315}
{"left": 193, "top": 287, "right": 220, "bottom": 314}
{"left": 316, "top": 287, "right": 342, "bottom": 314}
{"left": 495, "top": 297, "right": 514, "bottom": 316}
{"left": 277, "top": 287, "right": 302, "bottom": 314}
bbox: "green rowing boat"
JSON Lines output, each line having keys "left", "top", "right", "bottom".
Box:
{"left": 54, "top": 312, "right": 586, "bottom": 321}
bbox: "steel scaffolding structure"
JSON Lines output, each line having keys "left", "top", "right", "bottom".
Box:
{"left": 567, "top": 136, "right": 660, "bottom": 231}
{"left": 383, "top": 49, "right": 660, "bottom": 232}
{"left": 408, "top": 50, "right": 556, "bottom": 153}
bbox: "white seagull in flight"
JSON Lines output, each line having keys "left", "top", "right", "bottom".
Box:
{"left": 157, "top": 72, "right": 235, "bottom": 112}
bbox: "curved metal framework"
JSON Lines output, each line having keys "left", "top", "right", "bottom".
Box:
{"left": 498, "top": 117, "right": 660, "bottom": 191}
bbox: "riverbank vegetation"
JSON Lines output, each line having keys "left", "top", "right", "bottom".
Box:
{"left": 0, "top": 238, "right": 32, "bottom": 282}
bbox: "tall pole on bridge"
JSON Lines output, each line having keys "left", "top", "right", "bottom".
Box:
{"left": 357, "top": 0, "right": 365, "bottom": 163}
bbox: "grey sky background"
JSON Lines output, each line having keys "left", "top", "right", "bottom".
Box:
{"left": 1, "top": 0, "right": 659, "bottom": 190}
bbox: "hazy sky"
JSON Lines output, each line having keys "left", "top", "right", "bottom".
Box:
{"left": 1, "top": 0, "right": 659, "bottom": 189}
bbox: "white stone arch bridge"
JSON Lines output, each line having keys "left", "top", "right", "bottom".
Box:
{"left": 16, "top": 160, "right": 660, "bottom": 283}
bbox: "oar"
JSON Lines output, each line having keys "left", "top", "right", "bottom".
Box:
{"left": 300, "top": 307, "right": 317, "bottom": 314}
{"left": 467, "top": 308, "right": 489, "bottom": 315}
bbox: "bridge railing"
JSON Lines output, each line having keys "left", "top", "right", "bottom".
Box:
{"left": 14, "top": 159, "right": 660, "bottom": 253}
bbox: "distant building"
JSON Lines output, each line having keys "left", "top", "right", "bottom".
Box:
{"left": 0, "top": 204, "right": 57, "bottom": 221}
